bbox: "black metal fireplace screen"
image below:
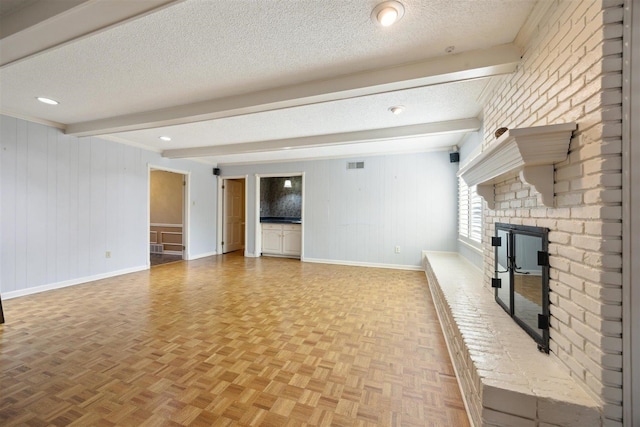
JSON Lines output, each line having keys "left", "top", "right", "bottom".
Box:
{"left": 493, "top": 223, "right": 550, "bottom": 353}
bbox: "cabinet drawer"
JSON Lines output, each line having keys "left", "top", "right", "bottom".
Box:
{"left": 282, "top": 224, "right": 301, "bottom": 231}
{"left": 262, "top": 223, "right": 282, "bottom": 231}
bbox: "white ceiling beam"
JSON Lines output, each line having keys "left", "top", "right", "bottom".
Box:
{"left": 0, "top": 0, "right": 182, "bottom": 68}
{"left": 67, "top": 44, "right": 519, "bottom": 137}
{"left": 162, "top": 118, "right": 481, "bottom": 159}
{"left": 0, "top": 0, "right": 88, "bottom": 39}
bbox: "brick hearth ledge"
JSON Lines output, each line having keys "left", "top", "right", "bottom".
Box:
{"left": 423, "top": 251, "right": 601, "bottom": 426}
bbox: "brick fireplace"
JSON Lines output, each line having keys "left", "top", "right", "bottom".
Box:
{"left": 424, "top": 1, "right": 624, "bottom": 425}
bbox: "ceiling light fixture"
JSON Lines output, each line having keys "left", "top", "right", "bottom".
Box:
{"left": 284, "top": 179, "right": 292, "bottom": 188}
{"left": 372, "top": 1, "right": 405, "bottom": 27}
{"left": 389, "top": 105, "right": 405, "bottom": 115}
{"left": 36, "top": 97, "right": 59, "bottom": 105}
{"left": 159, "top": 136, "right": 172, "bottom": 141}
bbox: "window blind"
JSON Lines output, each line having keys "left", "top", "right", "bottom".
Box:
{"left": 470, "top": 185, "right": 483, "bottom": 242}
{"left": 458, "top": 177, "right": 482, "bottom": 243}
{"left": 458, "top": 178, "right": 470, "bottom": 238}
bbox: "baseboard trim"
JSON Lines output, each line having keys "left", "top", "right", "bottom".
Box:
{"left": 303, "top": 257, "right": 422, "bottom": 271}
{"left": 3, "top": 265, "right": 149, "bottom": 300}
{"left": 162, "top": 250, "right": 183, "bottom": 256}
{"left": 187, "top": 251, "right": 217, "bottom": 260}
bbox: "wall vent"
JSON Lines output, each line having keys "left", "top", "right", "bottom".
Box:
{"left": 150, "top": 243, "right": 163, "bottom": 254}
{"left": 347, "top": 161, "right": 364, "bottom": 170}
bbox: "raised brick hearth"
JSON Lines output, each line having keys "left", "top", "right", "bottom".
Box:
{"left": 424, "top": 251, "right": 600, "bottom": 426}
{"left": 448, "top": 0, "right": 625, "bottom": 424}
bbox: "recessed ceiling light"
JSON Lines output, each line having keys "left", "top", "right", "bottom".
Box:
{"left": 159, "top": 136, "right": 172, "bottom": 141}
{"left": 36, "top": 97, "right": 59, "bottom": 105}
{"left": 389, "top": 105, "right": 405, "bottom": 115}
{"left": 372, "top": 1, "right": 405, "bottom": 27}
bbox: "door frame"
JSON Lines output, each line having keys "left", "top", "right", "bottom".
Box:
{"left": 622, "top": 0, "right": 639, "bottom": 423}
{"left": 216, "top": 175, "right": 248, "bottom": 256}
{"left": 255, "top": 172, "right": 305, "bottom": 259}
{"left": 147, "top": 165, "right": 190, "bottom": 264}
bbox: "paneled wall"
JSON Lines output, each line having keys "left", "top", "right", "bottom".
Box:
{"left": 0, "top": 115, "right": 217, "bottom": 297}
{"left": 222, "top": 151, "right": 458, "bottom": 268}
{"left": 476, "top": 1, "right": 624, "bottom": 423}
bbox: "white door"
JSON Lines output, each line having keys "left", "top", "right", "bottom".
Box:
{"left": 223, "top": 179, "right": 244, "bottom": 253}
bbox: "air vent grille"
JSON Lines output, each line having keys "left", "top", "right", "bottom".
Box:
{"left": 347, "top": 161, "right": 364, "bottom": 170}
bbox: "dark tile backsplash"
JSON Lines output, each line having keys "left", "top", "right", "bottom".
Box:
{"left": 260, "top": 177, "right": 302, "bottom": 218}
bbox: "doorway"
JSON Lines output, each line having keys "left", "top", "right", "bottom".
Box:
{"left": 220, "top": 177, "right": 246, "bottom": 255}
{"left": 149, "top": 167, "right": 189, "bottom": 266}
{"left": 255, "top": 173, "right": 305, "bottom": 259}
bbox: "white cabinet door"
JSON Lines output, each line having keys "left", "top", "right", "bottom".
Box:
{"left": 261, "top": 225, "right": 282, "bottom": 254}
{"left": 282, "top": 225, "right": 301, "bottom": 256}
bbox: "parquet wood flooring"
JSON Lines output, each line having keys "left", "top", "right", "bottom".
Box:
{"left": 0, "top": 254, "right": 470, "bottom": 426}
{"left": 513, "top": 274, "right": 543, "bottom": 306}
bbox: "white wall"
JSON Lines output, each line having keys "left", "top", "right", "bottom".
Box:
{"left": 0, "top": 115, "right": 217, "bottom": 298}
{"left": 222, "top": 151, "right": 458, "bottom": 268}
{"left": 458, "top": 130, "right": 482, "bottom": 165}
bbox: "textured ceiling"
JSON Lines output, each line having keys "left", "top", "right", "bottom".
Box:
{"left": 114, "top": 79, "right": 489, "bottom": 150}
{"left": 0, "top": 0, "right": 538, "bottom": 164}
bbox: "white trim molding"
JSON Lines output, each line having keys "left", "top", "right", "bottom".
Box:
{"left": 304, "top": 257, "right": 422, "bottom": 271}
{"left": 3, "top": 265, "right": 148, "bottom": 300}
{"left": 622, "top": 0, "right": 640, "bottom": 424}
{"left": 187, "top": 251, "right": 217, "bottom": 260}
{"left": 458, "top": 123, "right": 576, "bottom": 209}
{"left": 163, "top": 250, "right": 183, "bottom": 256}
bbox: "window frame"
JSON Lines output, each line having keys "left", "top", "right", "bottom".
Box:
{"left": 458, "top": 176, "right": 483, "bottom": 248}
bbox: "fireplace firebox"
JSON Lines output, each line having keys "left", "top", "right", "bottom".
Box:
{"left": 492, "top": 223, "right": 550, "bottom": 353}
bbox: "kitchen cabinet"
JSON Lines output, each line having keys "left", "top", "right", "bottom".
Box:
{"left": 282, "top": 225, "right": 302, "bottom": 256}
{"left": 261, "top": 223, "right": 301, "bottom": 257}
{"left": 261, "top": 224, "right": 283, "bottom": 254}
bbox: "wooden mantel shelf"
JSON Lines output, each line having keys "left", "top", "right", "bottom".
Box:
{"left": 458, "top": 123, "right": 576, "bottom": 209}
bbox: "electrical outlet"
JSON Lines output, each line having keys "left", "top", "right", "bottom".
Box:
{"left": 395, "top": 246, "right": 400, "bottom": 254}
{"left": 106, "top": 251, "right": 111, "bottom": 258}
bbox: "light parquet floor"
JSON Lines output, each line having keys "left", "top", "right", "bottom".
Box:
{"left": 0, "top": 254, "right": 470, "bottom": 426}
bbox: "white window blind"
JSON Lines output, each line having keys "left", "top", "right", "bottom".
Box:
{"left": 458, "top": 178, "right": 469, "bottom": 238}
{"left": 470, "top": 186, "right": 483, "bottom": 242}
{"left": 459, "top": 177, "right": 482, "bottom": 244}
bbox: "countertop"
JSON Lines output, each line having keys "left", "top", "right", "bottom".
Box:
{"left": 260, "top": 217, "right": 301, "bottom": 224}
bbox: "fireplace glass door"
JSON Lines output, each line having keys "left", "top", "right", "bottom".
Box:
{"left": 495, "top": 227, "right": 511, "bottom": 311}
{"left": 493, "top": 223, "right": 550, "bottom": 353}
